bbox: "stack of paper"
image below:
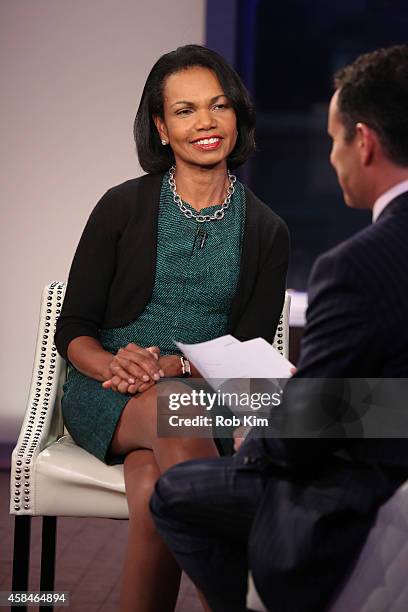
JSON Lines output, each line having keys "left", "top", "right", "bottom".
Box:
{"left": 175, "top": 335, "right": 294, "bottom": 389}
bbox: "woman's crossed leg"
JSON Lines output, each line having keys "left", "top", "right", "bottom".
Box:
{"left": 110, "top": 382, "right": 218, "bottom": 612}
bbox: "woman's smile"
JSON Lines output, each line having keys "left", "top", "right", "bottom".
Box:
{"left": 190, "top": 135, "right": 223, "bottom": 151}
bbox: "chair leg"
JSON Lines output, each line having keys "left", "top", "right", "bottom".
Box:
{"left": 12, "top": 515, "right": 31, "bottom": 612}
{"left": 39, "top": 516, "right": 57, "bottom": 612}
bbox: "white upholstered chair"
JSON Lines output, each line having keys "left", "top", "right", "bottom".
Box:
{"left": 247, "top": 481, "right": 408, "bottom": 611}
{"left": 246, "top": 473, "right": 408, "bottom": 608}
{"left": 10, "top": 282, "right": 291, "bottom": 608}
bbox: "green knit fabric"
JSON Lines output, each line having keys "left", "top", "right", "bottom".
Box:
{"left": 61, "top": 173, "right": 245, "bottom": 464}
{"left": 99, "top": 173, "right": 245, "bottom": 354}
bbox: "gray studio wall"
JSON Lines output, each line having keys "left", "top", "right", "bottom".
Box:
{"left": 0, "top": 0, "right": 205, "bottom": 442}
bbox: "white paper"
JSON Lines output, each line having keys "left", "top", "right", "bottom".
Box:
{"left": 175, "top": 334, "right": 294, "bottom": 387}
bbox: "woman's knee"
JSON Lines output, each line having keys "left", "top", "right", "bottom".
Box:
{"left": 110, "top": 387, "right": 159, "bottom": 453}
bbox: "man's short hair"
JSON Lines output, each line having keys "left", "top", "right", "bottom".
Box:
{"left": 334, "top": 45, "right": 408, "bottom": 167}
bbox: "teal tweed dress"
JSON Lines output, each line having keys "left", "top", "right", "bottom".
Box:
{"left": 61, "top": 173, "right": 246, "bottom": 464}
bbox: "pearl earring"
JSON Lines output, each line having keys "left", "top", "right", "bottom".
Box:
{"left": 161, "top": 139, "right": 168, "bottom": 146}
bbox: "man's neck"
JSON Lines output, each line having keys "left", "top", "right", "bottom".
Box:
{"left": 369, "top": 166, "right": 408, "bottom": 208}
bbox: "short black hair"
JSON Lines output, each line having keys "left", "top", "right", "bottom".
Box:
{"left": 334, "top": 44, "right": 408, "bottom": 167}
{"left": 134, "top": 44, "right": 256, "bottom": 173}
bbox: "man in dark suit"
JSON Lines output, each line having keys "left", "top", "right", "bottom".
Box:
{"left": 150, "top": 45, "right": 408, "bottom": 611}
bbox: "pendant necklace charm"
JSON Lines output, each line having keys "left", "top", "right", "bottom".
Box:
{"left": 192, "top": 224, "right": 208, "bottom": 252}
{"left": 198, "top": 227, "right": 207, "bottom": 248}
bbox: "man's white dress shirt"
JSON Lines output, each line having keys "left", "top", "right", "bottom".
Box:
{"left": 372, "top": 179, "right": 408, "bottom": 222}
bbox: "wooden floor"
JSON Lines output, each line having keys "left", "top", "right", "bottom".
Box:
{"left": 1, "top": 470, "right": 202, "bottom": 612}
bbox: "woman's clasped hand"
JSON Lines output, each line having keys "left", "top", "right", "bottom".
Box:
{"left": 102, "top": 344, "right": 183, "bottom": 394}
{"left": 102, "top": 344, "right": 163, "bottom": 394}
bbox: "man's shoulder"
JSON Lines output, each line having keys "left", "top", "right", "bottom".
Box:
{"left": 315, "top": 215, "right": 401, "bottom": 270}
{"left": 310, "top": 210, "right": 408, "bottom": 302}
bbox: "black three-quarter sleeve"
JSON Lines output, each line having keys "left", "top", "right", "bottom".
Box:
{"left": 229, "top": 186, "right": 290, "bottom": 344}
{"left": 55, "top": 189, "right": 125, "bottom": 360}
{"left": 234, "top": 220, "right": 289, "bottom": 343}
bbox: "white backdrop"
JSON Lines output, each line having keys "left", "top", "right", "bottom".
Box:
{"left": 0, "top": 0, "right": 205, "bottom": 441}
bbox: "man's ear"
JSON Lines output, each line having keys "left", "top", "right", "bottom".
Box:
{"left": 153, "top": 116, "right": 169, "bottom": 144}
{"left": 355, "top": 122, "right": 376, "bottom": 165}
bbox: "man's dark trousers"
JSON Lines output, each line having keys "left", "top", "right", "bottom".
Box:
{"left": 150, "top": 437, "right": 399, "bottom": 612}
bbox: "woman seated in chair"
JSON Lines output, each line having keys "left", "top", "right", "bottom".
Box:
{"left": 54, "top": 44, "right": 289, "bottom": 612}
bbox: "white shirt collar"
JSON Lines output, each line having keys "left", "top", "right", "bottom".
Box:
{"left": 372, "top": 179, "right": 408, "bottom": 222}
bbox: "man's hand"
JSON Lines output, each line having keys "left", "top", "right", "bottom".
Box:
{"left": 233, "top": 425, "right": 247, "bottom": 452}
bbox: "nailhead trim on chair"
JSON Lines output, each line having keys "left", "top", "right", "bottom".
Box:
{"left": 272, "top": 293, "right": 290, "bottom": 360}
{"left": 10, "top": 282, "right": 66, "bottom": 515}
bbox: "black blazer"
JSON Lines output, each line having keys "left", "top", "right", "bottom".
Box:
{"left": 239, "top": 193, "right": 408, "bottom": 611}
{"left": 55, "top": 172, "right": 289, "bottom": 359}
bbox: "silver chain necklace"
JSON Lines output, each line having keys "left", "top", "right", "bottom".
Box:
{"left": 168, "top": 165, "right": 236, "bottom": 223}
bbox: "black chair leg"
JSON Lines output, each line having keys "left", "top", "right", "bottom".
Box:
{"left": 12, "top": 515, "right": 31, "bottom": 612}
{"left": 39, "top": 516, "right": 57, "bottom": 612}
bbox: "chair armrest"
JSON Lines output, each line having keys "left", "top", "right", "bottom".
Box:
{"left": 10, "top": 282, "right": 67, "bottom": 515}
